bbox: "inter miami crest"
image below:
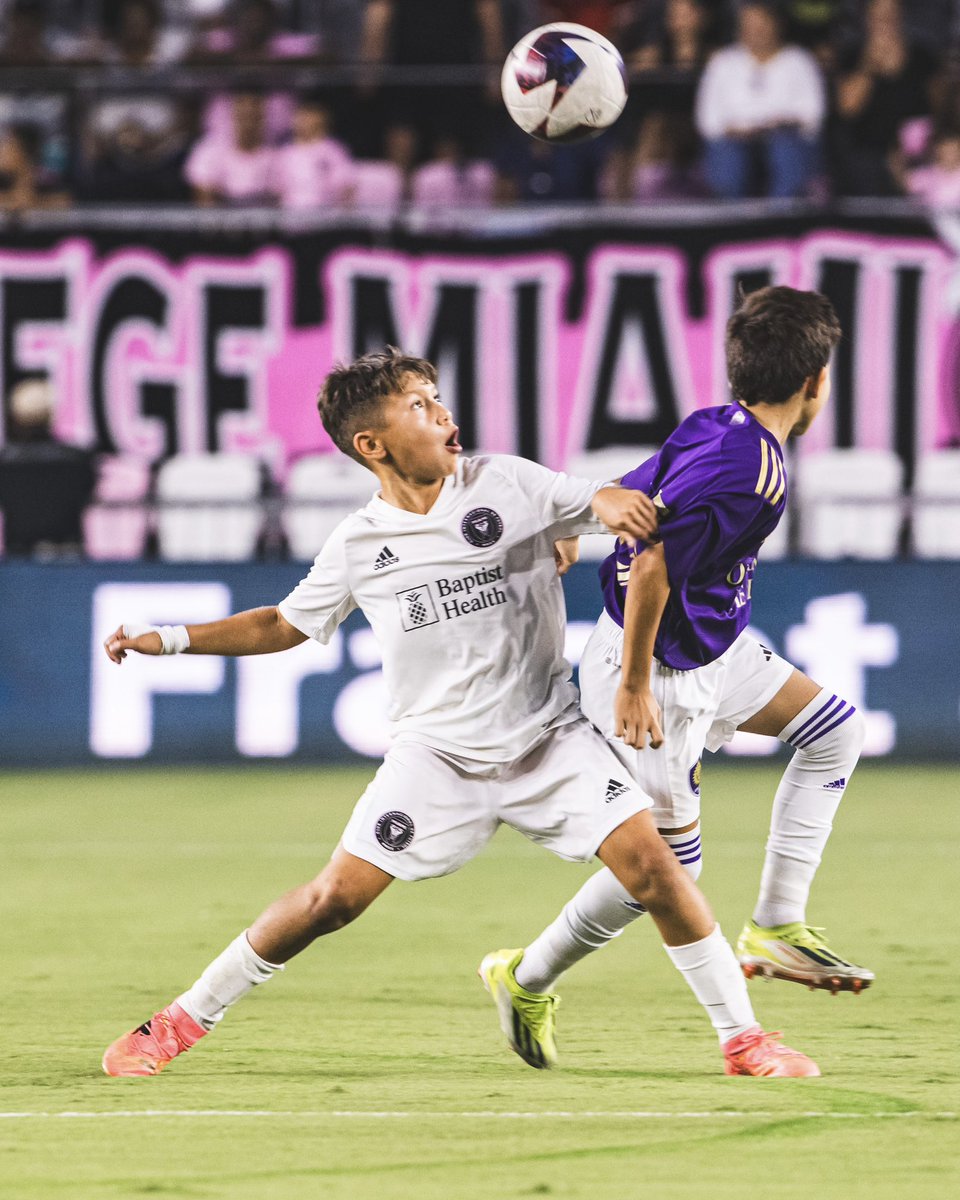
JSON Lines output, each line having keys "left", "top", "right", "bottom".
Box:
{"left": 375, "top": 810, "right": 415, "bottom": 851}
{"left": 461, "top": 507, "right": 503, "bottom": 548}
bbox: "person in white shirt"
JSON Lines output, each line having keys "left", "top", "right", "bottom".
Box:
{"left": 98, "top": 348, "right": 817, "bottom": 1080}
{"left": 695, "top": 0, "right": 825, "bottom": 198}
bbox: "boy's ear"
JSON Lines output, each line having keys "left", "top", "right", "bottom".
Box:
{"left": 804, "top": 366, "right": 827, "bottom": 400}
{"left": 353, "top": 428, "right": 387, "bottom": 464}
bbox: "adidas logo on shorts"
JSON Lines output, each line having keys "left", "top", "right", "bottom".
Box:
{"left": 605, "top": 778, "right": 629, "bottom": 803}
{"left": 374, "top": 545, "right": 399, "bottom": 570}
{"left": 823, "top": 777, "right": 847, "bottom": 790}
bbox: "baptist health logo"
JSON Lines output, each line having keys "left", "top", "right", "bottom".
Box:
{"left": 396, "top": 565, "right": 507, "bottom": 631}
{"left": 396, "top": 585, "right": 440, "bottom": 630}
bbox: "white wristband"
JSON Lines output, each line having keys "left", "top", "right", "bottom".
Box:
{"left": 123, "top": 623, "right": 190, "bottom": 655}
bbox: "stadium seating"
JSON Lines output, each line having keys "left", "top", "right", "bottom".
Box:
{"left": 911, "top": 449, "right": 960, "bottom": 558}
{"left": 795, "top": 448, "right": 905, "bottom": 559}
{"left": 82, "top": 455, "right": 152, "bottom": 560}
{"left": 282, "top": 453, "right": 375, "bottom": 559}
{"left": 155, "top": 452, "right": 264, "bottom": 561}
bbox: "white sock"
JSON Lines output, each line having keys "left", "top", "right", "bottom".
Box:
{"left": 754, "top": 691, "right": 865, "bottom": 929}
{"left": 515, "top": 868, "right": 641, "bottom": 992}
{"left": 176, "top": 932, "right": 284, "bottom": 1031}
{"left": 663, "top": 924, "right": 756, "bottom": 1045}
{"left": 515, "top": 824, "right": 703, "bottom": 993}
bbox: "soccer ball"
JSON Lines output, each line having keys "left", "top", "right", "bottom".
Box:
{"left": 501, "top": 23, "right": 628, "bottom": 144}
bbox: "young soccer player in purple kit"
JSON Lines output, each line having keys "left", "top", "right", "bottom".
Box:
{"left": 480, "top": 286, "right": 873, "bottom": 1070}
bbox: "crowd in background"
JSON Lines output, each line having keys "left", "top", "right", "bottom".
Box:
{"left": 0, "top": 0, "right": 959, "bottom": 210}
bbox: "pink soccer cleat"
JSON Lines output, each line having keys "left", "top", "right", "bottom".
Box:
{"left": 723, "top": 1025, "right": 820, "bottom": 1078}
{"left": 102, "top": 1003, "right": 207, "bottom": 1077}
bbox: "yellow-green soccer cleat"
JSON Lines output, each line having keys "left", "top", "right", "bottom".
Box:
{"left": 736, "top": 920, "right": 875, "bottom": 995}
{"left": 478, "top": 948, "right": 559, "bottom": 1069}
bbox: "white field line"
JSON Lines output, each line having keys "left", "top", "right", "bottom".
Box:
{"left": 0, "top": 1110, "right": 955, "bottom": 1121}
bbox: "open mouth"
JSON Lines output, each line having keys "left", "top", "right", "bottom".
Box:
{"left": 445, "top": 427, "right": 462, "bottom": 452}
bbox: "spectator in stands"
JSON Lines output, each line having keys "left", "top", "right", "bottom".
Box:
{"left": 618, "top": 0, "right": 714, "bottom": 205}
{"left": 0, "top": 378, "right": 96, "bottom": 558}
{"left": 412, "top": 133, "right": 495, "bottom": 208}
{"left": 0, "top": 124, "right": 70, "bottom": 211}
{"left": 630, "top": 0, "right": 716, "bottom": 74}
{"left": 189, "top": 0, "right": 317, "bottom": 63}
{"left": 494, "top": 124, "right": 610, "bottom": 203}
{"left": 900, "top": 129, "right": 960, "bottom": 208}
{"left": 0, "top": 0, "right": 51, "bottom": 66}
{"left": 75, "top": 0, "right": 193, "bottom": 203}
{"left": 192, "top": 1, "right": 312, "bottom": 151}
{"left": 602, "top": 110, "right": 705, "bottom": 202}
{"left": 695, "top": 1, "right": 825, "bottom": 199}
{"left": 184, "top": 89, "right": 278, "bottom": 205}
{"left": 274, "top": 93, "right": 353, "bottom": 210}
{"left": 89, "top": 0, "right": 189, "bottom": 65}
{"left": 78, "top": 113, "right": 193, "bottom": 203}
{"left": 357, "top": 0, "right": 504, "bottom": 158}
{"left": 832, "top": 0, "right": 940, "bottom": 196}
{"left": 345, "top": 121, "right": 418, "bottom": 210}
{"left": 781, "top": 0, "right": 856, "bottom": 69}
{"left": 529, "top": 2, "right": 637, "bottom": 44}
{"left": 0, "top": 3, "right": 71, "bottom": 191}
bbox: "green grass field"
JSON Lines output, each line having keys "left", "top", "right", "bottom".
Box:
{"left": 1, "top": 763, "right": 958, "bottom": 1199}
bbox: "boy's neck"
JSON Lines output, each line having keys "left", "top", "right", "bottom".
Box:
{"left": 738, "top": 397, "right": 801, "bottom": 447}
{"left": 377, "top": 472, "right": 447, "bottom": 515}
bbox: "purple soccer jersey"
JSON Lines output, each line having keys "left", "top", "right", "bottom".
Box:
{"left": 599, "top": 404, "right": 786, "bottom": 670}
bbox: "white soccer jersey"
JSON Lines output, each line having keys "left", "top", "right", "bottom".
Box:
{"left": 279, "top": 454, "right": 605, "bottom": 762}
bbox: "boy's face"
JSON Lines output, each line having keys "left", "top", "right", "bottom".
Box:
{"left": 358, "top": 374, "right": 461, "bottom": 480}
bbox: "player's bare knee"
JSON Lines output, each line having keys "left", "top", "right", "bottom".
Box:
{"left": 614, "top": 839, "right": 681, "bottom": 908}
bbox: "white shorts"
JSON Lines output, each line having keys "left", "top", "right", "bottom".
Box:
{"left": 579, "top": 611, "right": 794, "bottom": 829}
{"left": 341, "top": 714, "right": 652, "bottom": 881}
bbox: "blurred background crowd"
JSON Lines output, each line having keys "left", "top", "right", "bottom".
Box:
{"left": 1, "top": 0, "right": 960, "bottom": 212}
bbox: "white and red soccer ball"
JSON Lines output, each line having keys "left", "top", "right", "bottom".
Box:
{"left": 501, "top": 22, "right": 628, "bottom": 144}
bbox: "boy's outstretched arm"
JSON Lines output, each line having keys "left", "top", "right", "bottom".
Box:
{"left": 614, "top": 543, "right": 670, "bottom": 750}
{"left": 590, "top": 486, "right": 659, "bottom": 547}
{"left": 103, "top": 607, "right": 307, "bottom": 664}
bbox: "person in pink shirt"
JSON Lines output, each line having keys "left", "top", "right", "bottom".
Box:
{"left": 904, "top": 131, "right": 960, "bottom": 209}
{"left": 411, "top": 134, "right": 495, "bottom": 208}
{"left": 184, "top": 90, "right": 278, "bottom": 206}
{"left": 275, "top": 94, "right": 353, "bottom": 210}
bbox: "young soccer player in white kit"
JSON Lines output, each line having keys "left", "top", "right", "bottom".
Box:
{"left": 485, "top": 288, "right": 872, "bottom": 1069}
{"left": 101, "top": 348, "right": 816, "bottom": 1079}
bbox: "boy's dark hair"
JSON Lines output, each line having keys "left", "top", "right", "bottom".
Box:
{"left": 725, "top": 286, "right": 841, "bottom": 407}
{"left": 318, "top": 346, "right": 437, "bottom": 462}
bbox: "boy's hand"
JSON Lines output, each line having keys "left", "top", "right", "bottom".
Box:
{"left": 103, "top": 624, "right": 163, "bottom": 664}
{"left": 591, "top": 487, "right": 659, "bottom": 547}
{"left": 614, "top": 683, "right": 664, "bottom": 750}
{"left": 553, "top": 536, "right": 580, "bottom": 576}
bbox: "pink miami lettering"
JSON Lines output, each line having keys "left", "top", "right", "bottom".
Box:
{"left": 0, "top": 228, "right": 955, "bottom": 474}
